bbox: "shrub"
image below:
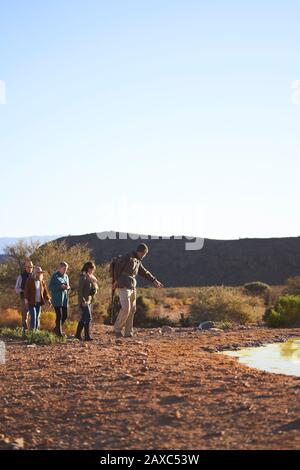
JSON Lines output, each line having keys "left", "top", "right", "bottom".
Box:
{"left": 244, "top": 281, "right": 270, "bottom": 297}
{"left": 0, "top": 309, "right": 21, "bottom": 328}
{"left": 0, "top": 326, "right": 23, "bottom": 339}
{"left": 0, "top": 239, "right": 110, "bottom": 313}
{"left": 264, "top": 286, "right": 284, "bottom": 306}
{"left": 134, "top": 295, "right": 176, "bottom": 328}
{"left": 189, "top": 286, "right": 253, "bottom": 325}
{"left": 276, "top": 295, "right": 300, "bottom": 317}
{"left": 0, "top": 327, "right": 65, "bottom": 344}
{"left": 263, "top": 307, "right": 273, "bottom": 323}
{"left": 26, "top": 329, "right": 65, "bottom": 345}
{"left": 134, "top": 296, "right": 153, "bottom": 327}
{"left": 40, "top": 310, "right": 56, "bottom": 331}
{"left": 179, "top": 313, "right": 194, "bottom": 327}
{"left": 264, "top": 295, "right": 300, "bottom": 327}
{"left": 63, "top": 320, "right": 77, "bottom": 335}
{"left": 265, "top": 309, "right": 283, "bottom": 328}
{"left": 215, "top": 321, "right": 235, "bottom": 330}
{"left": 284, "top": 277, "right": 300, "bottom": 295}
{"left": 147, "top": 315, "right": 176, "bottom": 328}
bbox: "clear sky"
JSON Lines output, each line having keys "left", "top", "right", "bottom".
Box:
{"left": 0, "top": 1, "right": 300, "bottom": 239}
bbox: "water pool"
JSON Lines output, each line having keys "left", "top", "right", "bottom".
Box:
{"left": 221, "top": 337, "right": 300, "bottom": 377}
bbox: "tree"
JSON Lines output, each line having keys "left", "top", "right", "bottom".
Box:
{"left": 0, "top": 239, "right": 109, "bottom": 309}
{"left": 32, "top": 240, "right": 94, "bottom": 297}
{"left": 4, "top": 240, "right": 40, "bottom": 286}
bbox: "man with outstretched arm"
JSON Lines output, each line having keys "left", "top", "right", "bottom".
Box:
{"left": 112, "top": 243, "right": 163, "bottom": 338}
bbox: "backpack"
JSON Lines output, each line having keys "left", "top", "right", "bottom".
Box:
{"left": 109, "top": 255, "right": 122, "bottom": 281}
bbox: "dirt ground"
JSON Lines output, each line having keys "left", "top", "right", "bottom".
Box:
{"left": 1, "top": 325, "right": 300, "bottom": 450}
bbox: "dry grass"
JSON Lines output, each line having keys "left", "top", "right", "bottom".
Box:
{"left": 0, "top": 308, "right": 77, "bottom": 335}
{"left": 0, "top": 285, "right": 283, "bottom": 331}
{"left": 189, "top": 286, "right": 264, "bottom": 324}
{"left": 40, "top": 310, "right": 77, "bottom": 335}
{"left": 0, "top": 308, "right": 21, "bottom": 328}
{"left": 40, "top": 310, "right": 56, "bottom": 331}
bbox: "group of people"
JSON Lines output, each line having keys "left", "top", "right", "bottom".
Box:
{"left": 15, "top": 260, "right": 98, "bottom": 341}
{"left": 15, "top": 242, "right": 163, "bottom": 340}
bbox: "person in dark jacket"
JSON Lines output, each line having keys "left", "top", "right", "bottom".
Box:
{"left": 112, "top": 243, "right": 163, "bottom": 338}
{"left": 24, "top": 266, "right": 51, "bottom": 330}
{"left": 75, "top": 262, "right": 98, "bottom": 341}
{"left": 49, "top": 262, "right": 70, "bottom": 337}
{"left": 15, "top": 260, "right": 34, "bottom": 333}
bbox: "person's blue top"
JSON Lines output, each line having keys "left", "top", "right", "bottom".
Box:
{"left": 48, "top": 271, "right": 70, "bottom": 307}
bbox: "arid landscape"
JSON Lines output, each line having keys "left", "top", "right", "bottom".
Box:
{"left": 1, "top": 325, "right": 300, "bottom": 450}
{"left": 2, "top": 0, "right": 300, "bottom": 461}
{"left": 1, "top": 239, "right": 300, "bottom": 451}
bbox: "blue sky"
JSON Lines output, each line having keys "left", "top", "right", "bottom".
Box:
{"left": 0, "top": 1, "right": 299, "bottom": 239}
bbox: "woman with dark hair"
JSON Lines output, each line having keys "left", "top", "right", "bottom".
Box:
{"left": 75, "top": 261, "right": 98, "bottom": 341}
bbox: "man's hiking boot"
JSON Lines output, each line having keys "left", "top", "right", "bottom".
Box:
{"left": 84, "top": 323, "right": 93, "bottom": 341}
{"left": 124, "top": 333, "right": 134, "bottom": 338}
{"left": 115, "top": 331, "right": 124, "bottom": 338}
{"left": 75, "top": 321, "right": 84, "bottom": 340}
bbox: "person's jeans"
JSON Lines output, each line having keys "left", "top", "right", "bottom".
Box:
{"left": 54, "top": 306, "right": 68, "bottom": 325}
{"left": 28, "top": 303, "right": 41, "bottom": 330}
{"left": 80, "top": 304, "right": 92, "bottom": 325}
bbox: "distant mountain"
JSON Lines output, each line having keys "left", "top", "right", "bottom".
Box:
{"left": 0, "top": 235, "right": 64, "bottom": 254}
{"left": 56, "top": 231, "right": 300, "bottom": 287}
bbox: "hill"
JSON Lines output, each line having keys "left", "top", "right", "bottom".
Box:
{"left": 0, "top": 235, "right": 63, "bottom": 254}
{"left": 56, "top": 231, "right": 300, "bottom": 286}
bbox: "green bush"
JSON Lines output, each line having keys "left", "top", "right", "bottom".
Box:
{"left": 264, "top": 295, "right": 300, "bottom": 327}
{"left": 0, "top": 326, "right": 23, "bottom": 339}
{"left": 26, "top": 330, "right": 65, "bottom": 345}
{"left": 0, "top": 327, "right": 66, "bottom": 344}
{"left": 265, "top": 309, "right": 283, "bottom": 327}
{"left": 189, "top": 286, "right": 253, "bottom": 325}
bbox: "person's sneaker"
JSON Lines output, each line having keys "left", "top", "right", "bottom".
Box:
{"left": 124, "top": 333, "right": 134, "bottom": 338}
